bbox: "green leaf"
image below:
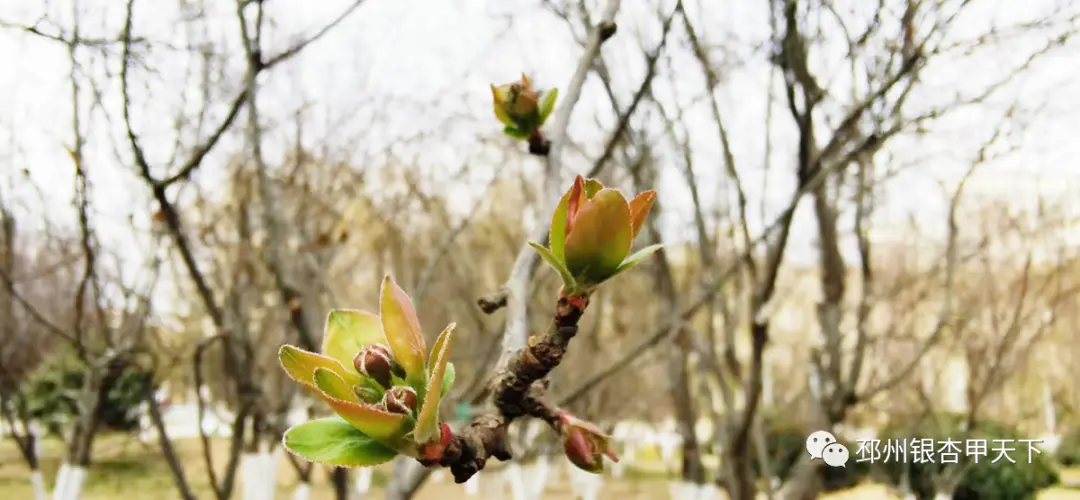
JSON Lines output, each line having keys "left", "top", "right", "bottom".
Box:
{"left": 583, "top": 179, "right": 604, "bottom": 198}
{"left": 549, "top": 180, "right": 575, "bottom": 263}
{"left": 380, "top": 275, "right": 428, "bottom": 385}
{"left": 440, "top": 362, "right": 456, "bottom": 398}
{"left": 322, "top": 309, "right": 386, "bottom": 372}
{"left": 529, "top": 242, "right": 576, "bottom": 289}
{"left": 279, "top": 345, "right": 363, "bottom": 388}
{"left": 318, "top": 392, "right": 408, "bottom": 440}
{"left": 563, "top": 189, "right": 633, "bottom": 284}
{"left": 612, "top": 243, "right": 663, "bottom": 277}
{"left": 283, "top": 417, "right": 399, "bottom": 467}
{"left": 313, "top": 367, "right": 355, "bottom": 402}
{"left": 537, "top": 88, "right": 559, "bottom": 126}
{"left": 415, "top": 323, "right": 455, "bottom": 444}
{"left": 503, "top": 126, "right": 530, "bottom": 140}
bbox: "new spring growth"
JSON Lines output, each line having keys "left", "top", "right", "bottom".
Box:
{"left": 353, "top": 343, "right": 397, "bottom": 389}
{"left": 558, "top": 411, "right": 619, "bottom": 474}
{"left": 491, "top": 73, "right": 559, "bottom": 149}
{"left": 383, "top": 386, "right": 418, "bottom": 415}
{"left": 277, "top": 275, "right": 457, "bottom": 467}
{"left": 530, "top": 175, "right": 663, "bottom": 295}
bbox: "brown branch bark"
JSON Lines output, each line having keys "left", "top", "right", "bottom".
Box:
{"left": 144, "top": 382, "right": 197, "bottom": 500}
{"left": 429, "top": 297, "right": 585, "bottom": 482}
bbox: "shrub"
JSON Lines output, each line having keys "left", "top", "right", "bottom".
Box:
{"left": 876, "top": 413, "right": 1059, "bottom": 500}
{"left": 1054, "top": 427, "right": 1080, "bottom": 466}
{"left": 26, "top": 353, "right": 152, "bottom": 433}
{"left": 754, "top": 419, "right": 870, "bottom": 492}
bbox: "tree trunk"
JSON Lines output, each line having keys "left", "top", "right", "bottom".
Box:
{"left": 145, "top": 383, "right": 197, "bottom": 500}
{"left": 57, "top": 366, "right": 108, "bottom": 500}
{"left": 330, "top": 468, "right": 349, "bottom": 500}
{"left": 669, "top": 336, "right": 706, "bottom": 483}
{"left": 384, "top": 458, "right": 431, "bottom": 500}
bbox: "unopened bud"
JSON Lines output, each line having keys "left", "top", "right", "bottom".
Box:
{"left": 353, "top": 344, "right": 395, "bottom": 388}
{"left": 383, "top": 386, "right": 418, "bottom": 415}
{"left": 558, "top": 411, "right": 618, "bottom": 474}
{"left": 352, "top": 385, "right": 382, "bottom": 404}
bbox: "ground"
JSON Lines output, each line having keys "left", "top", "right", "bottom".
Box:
{"left": 2, "top": 434, "right": 1080, "bottom": 499}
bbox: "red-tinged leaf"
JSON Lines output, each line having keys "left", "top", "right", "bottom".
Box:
{"left": 565, "top": 176, "right": 586, "bottom": 237}
{"left": 313, "top": 367, "right": 356, "bottom": 402}
{"left": 564, "top": 428, "right": 600, "bottom": 473}
{"left": 279, "top": 345, "right": 364, "bottom": 388}
{"left": 322, "top": 309, "right": 386, "bottom": 372}
{"left": 628, "top": 190, "right": 656, "bottom": 239}
{"left": 319, "top": 392, "right": 407, "bottom": 440}
{"left": 415, "top": 323, "right": 455, "bottom": 444}
{"left": 559, "top": 412, "right": 618, "bottom": 474}
{"left": 563, "top": 188, "right": 633, "bottom": 284}
{"left": 379, "top": 275, "right": 427, "bottom": 384}
{"left": 283, "top": 417, "right": 398, "bottom": 467}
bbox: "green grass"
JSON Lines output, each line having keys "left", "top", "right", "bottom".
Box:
{"left": 3, "top": 434, "right": 1080, "bottom": 499}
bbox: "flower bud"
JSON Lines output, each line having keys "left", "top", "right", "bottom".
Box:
{"left": 530, "top": 175, "right": 661, "bottom": 292}
{"left": 383, "top": 386, "right": 418, "bottom": 415}
{"left": 559, "top": 412, "right": 618, "bottom": 474}
{"left": 490, "top": 74, "right": 559, "bottom": 141}
{"left": 352, "top": 385, "right": 382, "bottom": 404}
{"left": 353, "top": 343, "right": 395, "bottom": 388}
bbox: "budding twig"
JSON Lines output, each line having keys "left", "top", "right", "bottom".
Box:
{"left": 477, "top": 0, "right": 623, "bottom": 316}
{"left": 432, "top": 297, "right": 585, "bottom": 483}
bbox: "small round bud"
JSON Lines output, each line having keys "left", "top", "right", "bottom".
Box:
{"left": 557, "top": 411, "right": 618, "bottom": 474}
{"left": 383, "top": 386, "right": 418, "bottom": 415}
{"left": 353, "top": 344, "right": 394, "bottom": 388}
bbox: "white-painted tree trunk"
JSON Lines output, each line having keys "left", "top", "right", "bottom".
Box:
{"left": 1044, "top": 381, "right": 1057, "bottom": 433}
{"left": 241, "top": 453, "right": 260, "bottom": 500}
{"left": 64, "top": 466, "right": 87, "bottom": 500}
{"left": 668, "top": 481, "right": 690, "bottom": 500}
{"left": 138, "top": 401, "right": 153, "bottom": 443}
{"left": 521, "top": 459, "right": 550, "bottom": 500}
{"left": 52, "top": 464, "right": 70, "bottom": 500}
{"left": 611, "top": 441, "right": 635, "bottom": 479}
{"left": 291, "top": 483, "right": 310, "bottom": 500}
{"left": 463, "top": 473, "right": 480, "bottom": 496}
{"left": 667, "top": 481, "right": 721, "bottom": 500}
{"left": 478, "top": 471, "right": 504, "bottom": 499}
{"left": 30, "top": 470, "right": 48, "bottom": 500}
{"left": 502, "top": 463, "right": 526, "bottom": 500}
{"left": 656, "top": 433, "right": 682, "bottom": 469}
{"left": 567, "top": 462, "right": 604, "bottom": 500}
{"left": 354, "top": 467, "right": 373, "bottom": 498}
{"left": 239, "top": 444, "right": 284, "bottom": 500}
{"left": 698, "top": 482, "right": 721, "bottom": 500}
{"left": 259, "top": 445, "right": 282, "bottom": 500}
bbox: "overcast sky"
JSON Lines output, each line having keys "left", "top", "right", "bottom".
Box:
{"left": 2, "top": 0, "right": 1079, "bottom": 302}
